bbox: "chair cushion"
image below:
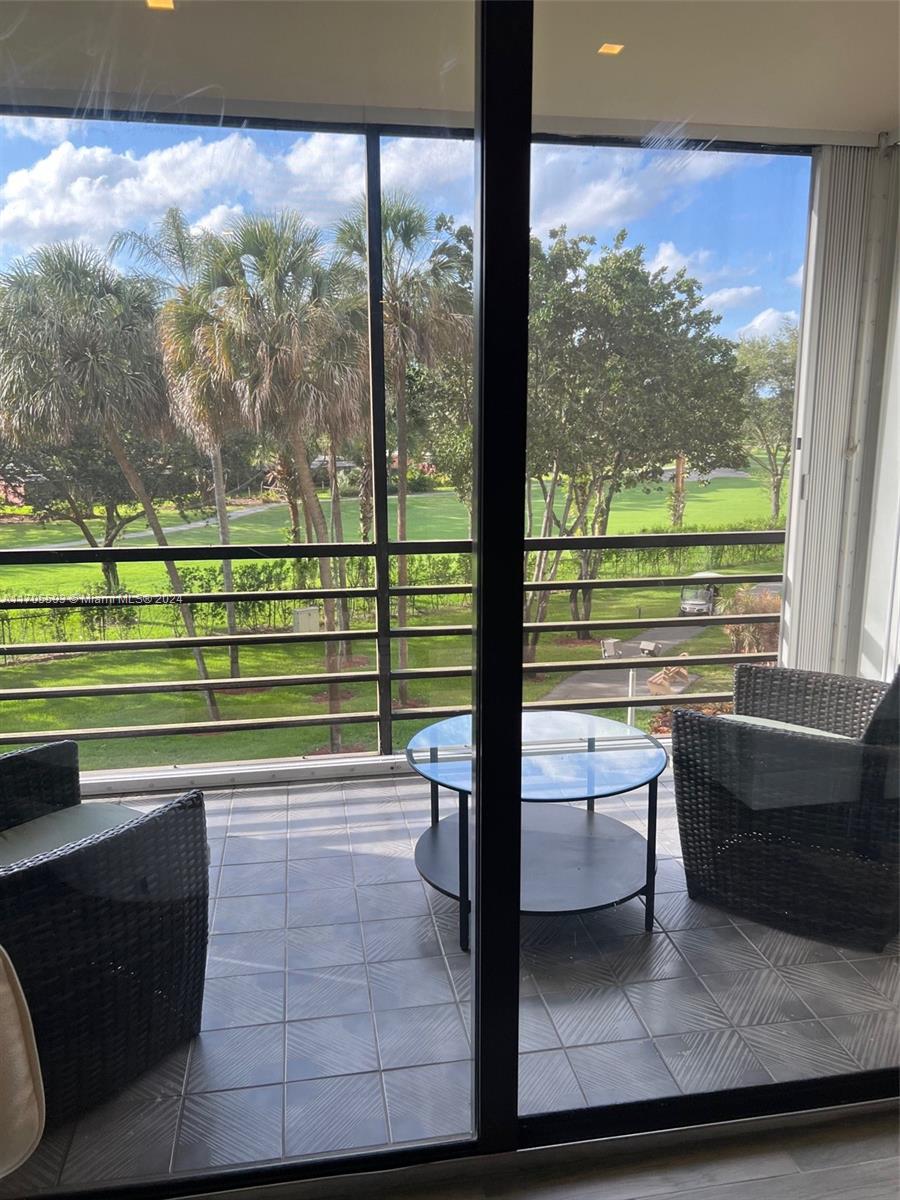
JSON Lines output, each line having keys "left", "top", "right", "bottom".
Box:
{"left": 862, "top": 672, "right": 899, "bottom": 747}
{"left": 0, "top": 944, "right": 44, "bottom": 1181}
{"left": 718, "top": 713, "right": 851, "bottom": 741}
{"left": 0, "top": 803, "right": 141, "bottom": 868}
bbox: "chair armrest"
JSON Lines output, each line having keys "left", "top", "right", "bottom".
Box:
{"left": 673, "top": 707, "right": 890, "bottom": 812}
{"left": 733, "top": 664, "right": 888, "bottom": 738}
{"left": 0, "top": 743, "right": 80, "bottom": 833}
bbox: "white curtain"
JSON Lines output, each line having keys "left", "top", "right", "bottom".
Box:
{"left": 780, "top": 142, "right": 898, "bottom": 676}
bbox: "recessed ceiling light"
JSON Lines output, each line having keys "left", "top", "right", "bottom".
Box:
{"left": 597, "top": 43, "right": 624, "bottom": 55}
{"left": 146, "top": 0, "right": 175, "bottom": 9}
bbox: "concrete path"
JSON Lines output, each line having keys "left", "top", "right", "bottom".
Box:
{"left": 542, "top": 574, "right": 784, "bottom": 703}
{"left": 541, "top": 623, "right": 703, "bottom": 702}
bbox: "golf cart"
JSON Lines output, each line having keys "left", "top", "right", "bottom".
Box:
{"left": 679, "top": 572, "right": 722, "bottom": 617}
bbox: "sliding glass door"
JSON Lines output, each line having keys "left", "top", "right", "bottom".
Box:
{"left": 512, "top": 0, "right": 897, "bottom": 1137}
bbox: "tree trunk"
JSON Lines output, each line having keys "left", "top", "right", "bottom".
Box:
{"left": 395, "top": 372, "right": 410, "bottom": 706}
{"left": 277, "top": 449, "right": 304, "bottom": 588}
{"left": 105, "top": 422, "right": 221, "bottom": 720}
{"left": 328, "top": 440, "right": 352, "bottom": 658}
{"left": 100, "top": 506, "right": 122, "bottom": 593}
{"left": 211, "top": 444, "right": 240, "bottom": 678}
{"left": 670, "top": 453, "right": 687, "bottom": 529}
{"left": 53, "top": 473, "right": 119, "bottom": 592}
{"left": 523, "top": 467, "right": 563, "bottom": 662}
{"left": 291, "top": 431, "right": 342, "bottom": 754}
{"left": 770, "top": 458, "right": 789, "bottom": 526}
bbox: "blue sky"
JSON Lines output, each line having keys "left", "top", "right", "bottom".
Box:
{"left": 0, "top": 116, "right": 810, "bottom": 338}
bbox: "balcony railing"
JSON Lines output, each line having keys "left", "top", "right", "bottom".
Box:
{"left": 0, "top": 530, "right": 784, "bottom": 756}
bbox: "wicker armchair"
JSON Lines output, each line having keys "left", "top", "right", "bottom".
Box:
{"left": 0, "top": 742, "right": 208, "bottom": 1126}
{"left": 673, "top": 665, "right": 899, "bottom": 952}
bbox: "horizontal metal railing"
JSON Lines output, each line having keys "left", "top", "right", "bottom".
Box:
{"left": 0, "top": 571, "right": 783, "bottom": 608}
{"left": 0, "top": 530, "right": 784, "bottom": 752}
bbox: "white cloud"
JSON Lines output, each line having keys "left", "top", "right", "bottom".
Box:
{"left": 738, "top": 307, "right": 799, "bottom": 337}
{"left": 281, "top": 132, "right": 365, "bottom": 225}
{"left": 382, "top": 137, "right": 472, "bottom": 193}
{"left": 787, "top": 263, "right": 804, "bottom": 287}
{"left": 649, "top": 240, "right": 713, "bottom": 277}
{"left": 0, "top": 130, "right": 373, "bottom": 254}
{"left": 705, "top": 285, "right": 763, "bottom": 310}
{"left": 0, "top": 116, "right": 84, "bottom": 145}
{"left": 191, "top": 203, "right": 244, "bottom": 235}
{"left": 0, "top": 126, "right": 479, "bottom": 258}
{"left": 530, "top": 144, "right": 752, "bottom": 236}
{"left": 0, "top": 133, "right": 269, "bottom": 252}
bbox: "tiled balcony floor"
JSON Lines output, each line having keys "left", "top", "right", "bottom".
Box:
{"left": 6, "top": 768, "right": 898, "bottom": 1196}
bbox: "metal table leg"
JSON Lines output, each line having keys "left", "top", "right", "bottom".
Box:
{"left": 458, "top": 789, "right": 470, "bottom": 952}
{"left": 644, "top": 775, "right": 658, "bottom": 932}
{"left": 587, "top": 736, "right": 596, "bottom": 812}
{"left": 429, "top": 747, "right": 440, "bottom": 826}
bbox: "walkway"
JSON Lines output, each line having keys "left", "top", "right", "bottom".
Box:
{"left": 53, "top": 503, "right": 277, "bottom": 550}
{"left": 543, "top": 623, "right": 702, "bottom": 703}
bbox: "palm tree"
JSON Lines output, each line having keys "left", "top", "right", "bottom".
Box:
{"left": 112, "top": 209, "right": 244, "bottom": 677}
{"left": 0, "top": 241, "right": 221, "bottom": 718}
{"left": 335, "top": 192, "right": 471, "bottom": 701}
{"left": 301, "top": 260, "right": 369, "bottom": 644}
{"left": 200, "top": 213, "right": 365, "bottom": 751}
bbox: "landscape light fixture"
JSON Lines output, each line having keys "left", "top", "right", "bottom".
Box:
{"left": 146, "top": 0, "right": 175, "bottom": 10}
{"left": 597, "top": 43, "right": 625, "bottom": 55}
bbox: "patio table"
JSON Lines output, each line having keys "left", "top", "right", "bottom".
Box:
{"left": 406, "top": 710, "right": 668, "bottom": 951}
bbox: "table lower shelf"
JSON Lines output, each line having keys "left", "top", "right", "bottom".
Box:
{"left": 415, "top": 803, "right": 651, "bottom": 915}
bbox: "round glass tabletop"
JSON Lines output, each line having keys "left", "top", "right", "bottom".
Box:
{"left": 405, "top": 710, "right": 667, "bottom": 801}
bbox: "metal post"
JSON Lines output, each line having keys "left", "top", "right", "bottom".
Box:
{"left": 627, "top": 666, "right": 637, "bottom": 728}
{"left": 430, "top": 745, "right": 440, "bottom": 825}
{"left": 587, "top": 735, "right": 596, "bottom": 812}
{"left": 472, "top": 0, "right": 533, "bottom": 1152}
{"left": 364, "top": 129, "right": 393, "bottom": 757}
{"left": 644, "top": 776, "right": 658, "bottom": 932}
{"left": 459, "top": 790, "right": 470, "bottom": 952}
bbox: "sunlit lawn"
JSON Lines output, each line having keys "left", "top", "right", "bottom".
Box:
{"left": 0, "top": 468, "right": 785, "bottom": 769}
{"left": 0, "top": 469, "right": 782, "bottom": 596}
{"left": 0, "top": 560, "right": 781, "bottom": 768}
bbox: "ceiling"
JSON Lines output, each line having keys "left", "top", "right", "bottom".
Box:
{"left": 0, "top": 1, "right": 896, "bottom": 144}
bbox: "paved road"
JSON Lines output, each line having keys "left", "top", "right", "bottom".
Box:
{"left": 541, "top": 578, "right": 782, "bottom": 703}
{"left": 542, "top": 623, "right": 702, "bottom": 702}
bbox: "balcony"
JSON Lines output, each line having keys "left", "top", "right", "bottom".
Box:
{"left": 0, "top": 0, "right": 896, "bottom": 1193}
{"left": 3, "top": 757, "right": 897, "bottom": 1196}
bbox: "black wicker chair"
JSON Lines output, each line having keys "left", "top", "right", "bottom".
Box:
{"left": 0, "top": 741, "right": 208, "bottom": 1126}
{"left": 673, "top": 664, "right": 899, "bottom": 952}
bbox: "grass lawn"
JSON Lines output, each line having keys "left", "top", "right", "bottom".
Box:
{"left": 0, "top": 465, "right": 785, "bottom": 770}
{"left": 1, "top": 468, "right": 783, "bottom": 597}
{"left": 1, "top": 559, "right": 782, "bottom": 769}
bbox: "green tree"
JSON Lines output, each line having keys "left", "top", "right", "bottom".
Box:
{"left": 525, "top": 228, "right": 746, "bottom": 640}
{"left": 0, "top": 241, "right": 220, "bottom": 716}
{"left": 200, "top": 212, "right": 367, "bottom": 749}
{"left": 0, "top": 430, "right": 209, "bottom": 594}
{"left": 735, "top": 321, "right": 798, "bottom": 525}
{"left": 336, "top": 195, "right": 471, "bottom": 700}
{"left": 407, "top": 359, "right": 474, "bottom": 521}
{"left": 113, "top": 208, "right": 246, "bottom": 676}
